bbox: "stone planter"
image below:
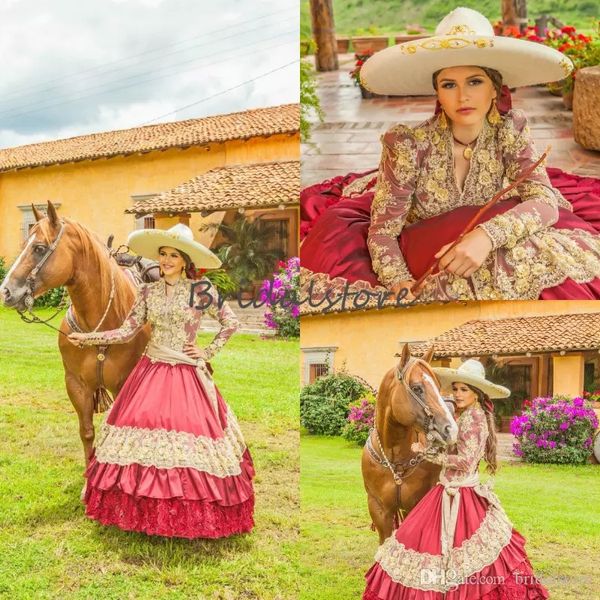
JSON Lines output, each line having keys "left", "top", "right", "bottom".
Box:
{"left": 394, "top": 33, "right": 430, "bottom": 45}
{"left": 573, "top": 66, "right": 600, "bottom": 151}
{"left": 352, "top": 36, "right": 389, "bottom": 54}
{"left": 562, "top": 90, "right": 574, "bottom": 110}
{"left": 336, "top": 37, "right": 350, "bottom": 53}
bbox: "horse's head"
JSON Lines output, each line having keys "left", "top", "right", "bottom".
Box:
{"left": 0, "top": 201, "right": 75, "bottom": 311}
{"left": 387, "top": 344, "right": 458, "bottom": 446}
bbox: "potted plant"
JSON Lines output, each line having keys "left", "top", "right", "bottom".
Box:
{"left": 350, "top": 51, "right": 378, "bottom": 98}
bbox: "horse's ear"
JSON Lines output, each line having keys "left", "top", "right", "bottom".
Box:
{"left": 399, "top": 343, "right": 411, "bottom": 368}
{"left": 46, "top": 201, "right": 59, "bottom": 227}
{"left": 422, "top": 345, "right": 435, "bottom": 364}
{"left": 31, "top": 204, "right": 44, "bottom": 222}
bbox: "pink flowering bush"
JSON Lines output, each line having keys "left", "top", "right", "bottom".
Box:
{"left": 259, "top": 257, "right": 299, "bottom": 338}
{"left": 511, "top": 396, "right": 598, "bottom": 464}
{"left": 342, "top": 393, "right": 376, "bottom": 446}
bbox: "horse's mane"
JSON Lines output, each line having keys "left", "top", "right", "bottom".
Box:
{"left": 35, "top": 217, "right": 134, "bottom": 321}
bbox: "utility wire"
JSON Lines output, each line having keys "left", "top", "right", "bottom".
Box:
{"left": 141, "top": 59, "right": 299, "bottom": 125}
{"left": 0, "top": 28, "right": 296, "bottom": 119}
{"left": 1, "top": 6, "right": 297, "bottom": 102}
{"left": 0, "top": 33, "right": 297, "bottom": 123}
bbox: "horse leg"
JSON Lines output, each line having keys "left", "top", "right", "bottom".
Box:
{"left": 367, "top": 493, "right": 397, "bottom": 545}
{"left": 65, "top": 372, "right": 95, "bottom": 466}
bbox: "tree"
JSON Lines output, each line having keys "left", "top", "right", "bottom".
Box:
{"left": 309, "top": 0, "right": 338, "bottom": 72}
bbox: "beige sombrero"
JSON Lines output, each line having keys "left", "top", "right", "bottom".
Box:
{"left": 127, "top": 224, "right": 221, "bottom": 269}
{"left": 433, "top": 359, "right": 510, "bottom": 399}
{"left": 360, "top": 7, "right": 573, "bottom": 96}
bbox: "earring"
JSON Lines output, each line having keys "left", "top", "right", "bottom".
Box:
{"left": 159, "top": 268, "right": 164, "bottom": 277}
{"left": 487, "top": 99, "right": 501, "bottom": 125}
{"left": 181, "top": 268, "right": 187, "bottom": 280}
{"left": 438, "top": 110, "right": 448, "bottom": 130}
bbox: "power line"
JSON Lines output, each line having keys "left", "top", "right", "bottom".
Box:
{"left": 0, "top": 28, "right": 297, "bottom": 120}
{"left": 0, "top": 6, "right": 297, "bottom": 102}
{"left": 0, "top": 34, "right": 297, "bottom": 123}
{"left": 141, "top": 59, "right": 299, "bottom": 125}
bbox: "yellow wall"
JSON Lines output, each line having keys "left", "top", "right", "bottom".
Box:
{"left": 0, "top": 133, "right": 299, "bottom": 262}
{"left": 300, "top": 300, "right": 600, "bottom": 388}
{"left": 552, "top": 354, "right": 585, "bottom": 397}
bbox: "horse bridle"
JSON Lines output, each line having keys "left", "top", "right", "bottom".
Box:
{"left": 18, "top": 219, "right": 116, "bottom": 336}
{"left": 367, "top": 357, "right": 444, "bottom": 486}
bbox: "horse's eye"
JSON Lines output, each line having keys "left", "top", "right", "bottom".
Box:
{"left": 411, "top": 383, "right": 423, "bottom": 393}
{"left": 34, "top": 245, "right": 46, "bottom": 254}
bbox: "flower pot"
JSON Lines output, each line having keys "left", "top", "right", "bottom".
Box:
{"left": 352, "top": 36, "right": 389, "bottom": 54}
{"left": 394, "top": 33, "right": 430, "bottom": 45}
{"left": 336, "top": 37, "right": 350, "bottom": 53}
{"left": 562, "top": 90, "right": 574, "bottom": 110}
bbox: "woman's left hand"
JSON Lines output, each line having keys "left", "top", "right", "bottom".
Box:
{"left": 435, "top": 228, "right": 493, "bottom": 278}
{"left": 183, "top": 344, "right": 208, "bottom": 361}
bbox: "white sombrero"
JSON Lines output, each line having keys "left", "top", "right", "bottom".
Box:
{"left": 433, "top": 359, "right": 510, "bottom": 399}
{"left": 127, "top": 224, "right": 221, "bottom": 269}
{"left": 360, "top": 7, "right": 573, "bottom": 96}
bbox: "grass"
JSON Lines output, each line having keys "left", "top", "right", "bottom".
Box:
{"left": 0, "top": 306, "right": 299, "bottom": 599}
{"left": 300, "top": 0, "right": 599, "bottom": 36}
{"left": 300, "top": 435, "right": 600, "bottom": 600}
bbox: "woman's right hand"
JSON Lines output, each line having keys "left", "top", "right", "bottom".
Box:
{"left": 67, "top": 332, "right": 87, "bottom": 348}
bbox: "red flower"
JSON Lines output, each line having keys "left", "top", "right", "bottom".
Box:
{"left": 558, "top": 42, "right": 572, "bottom": 52}
{"left": 577, "top": 34, "right": 591, "bottom": 43}
{"left": 527, "top": 35, "right": 544, "bottom": 42}
{"left": 561, "top": 25, "right": 576, "bottom": 35}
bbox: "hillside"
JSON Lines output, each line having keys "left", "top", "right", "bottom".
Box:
{"left": 301, "top": 0, "right": 598, "bottom": 35}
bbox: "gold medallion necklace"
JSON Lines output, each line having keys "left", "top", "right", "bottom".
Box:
{"left": 453, "top": 135, "right": 477, "bottom": 160}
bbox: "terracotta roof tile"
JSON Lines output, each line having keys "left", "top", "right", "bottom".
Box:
{"left": 0, "top": 104, "right": 299, "bottom": 172}
{"left": 411, "top": 313, "right": 600, "bottom": 357}
{"left": 127, "top": 160, "right": 299, "bottom": 214}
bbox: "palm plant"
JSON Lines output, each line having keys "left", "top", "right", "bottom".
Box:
{"left": 202, "top": 215, "right": 284, "bottom": 291}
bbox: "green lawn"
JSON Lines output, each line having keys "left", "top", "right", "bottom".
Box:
{"left": 300, "top": 435, "right": 600, "bottom": 600}
{"left": 0, "top": 307, "right": 299, "bottom": 599}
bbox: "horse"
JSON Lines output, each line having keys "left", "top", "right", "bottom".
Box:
{"left": 0, "top": 201, "right": 150, "bottom": 466}
{"left": 362, "top": 344, "right": 459, "bottom": 544}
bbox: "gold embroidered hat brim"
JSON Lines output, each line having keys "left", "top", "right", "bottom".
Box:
{"left": 432, "top": 367, "right": 511, "bottom": 399}
{"left": 127, "top": 229, "right": 221, "bottom": 269}
{"left": 360, "top": 35, "right": 572, "bottom": 96}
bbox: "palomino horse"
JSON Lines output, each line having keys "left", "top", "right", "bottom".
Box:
{"left": 0, "top": 201, "right": 150, "bottom": 466}
{"left": 362, "top": 344, "right": 458, "bottom": 544}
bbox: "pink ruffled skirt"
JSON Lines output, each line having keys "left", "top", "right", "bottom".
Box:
{"left": 83, "top": 355, "right": 255, "bottom": 538}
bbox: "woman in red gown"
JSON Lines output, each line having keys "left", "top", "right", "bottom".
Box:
{"left": 301, "top": 7, "right": 600, "bottom": 303}
{"left": 68, "top": 224, "right": 254, "bottom": 539}
{"left": 363, "top": 359, "right": 548, "bottom": 599}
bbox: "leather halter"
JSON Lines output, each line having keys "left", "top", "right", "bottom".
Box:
{"left": 368, "top": 357, "right": 441, "bottom": 486}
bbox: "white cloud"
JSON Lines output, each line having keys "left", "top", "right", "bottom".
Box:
{"left": 0, "top": 0, "right": 299, "bottom": 148}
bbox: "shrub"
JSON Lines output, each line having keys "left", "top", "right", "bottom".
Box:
{"left": 260, "top": 257, "right": 299, "bottom": 338}
{"left": 341, "top": 392, "right": 376, "bottom": 446}
{"left": 300, "top": 373, "right": 369, "bottom": 436}
{"left": 511, "top": 396, "right": 598, "bottom": 465}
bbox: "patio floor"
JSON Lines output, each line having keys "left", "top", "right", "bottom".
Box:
{"left": 302, "top": 54, "right": 600, "bottom": 186}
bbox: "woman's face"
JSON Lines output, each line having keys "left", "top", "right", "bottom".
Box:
{"left": 159, "top": 246, "right": 186, "bottom": 277}
{"left": 451, "top": 382, "right": 479, "bottom": 411}
{"left": 436, "top": 66, "right": 497, "bottom": 128}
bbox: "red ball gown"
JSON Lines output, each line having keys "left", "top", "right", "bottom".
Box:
{"left": 363, "top": 404, "right": 549, "bottom": 599}
{"left": 301, "top": 109, "right": 600, "bottom": 302}
{"left": 80, "top": 278, "right": 254, "bottom": 538}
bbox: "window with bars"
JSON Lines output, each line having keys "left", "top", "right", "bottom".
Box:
{"left": 301, "top": 346, "right": 337, "bottom": 385}
{"left": 309, "top": 363, "right": 329, "bottom": 383}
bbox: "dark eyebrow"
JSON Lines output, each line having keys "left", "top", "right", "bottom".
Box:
{"left": 439, "top": 74, "right": 485, "bottom": 83}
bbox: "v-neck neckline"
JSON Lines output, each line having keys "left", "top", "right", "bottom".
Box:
{"left": 446, "top": 121, "right": 487, "bottom": 198}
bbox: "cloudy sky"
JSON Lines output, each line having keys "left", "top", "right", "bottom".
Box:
{"left": 0, "top": 0, "right": 298, "bottom": 148}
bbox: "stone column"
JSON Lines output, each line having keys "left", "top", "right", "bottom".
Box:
{"left": 573, "top": 66, "right": 600, "bottom": 151}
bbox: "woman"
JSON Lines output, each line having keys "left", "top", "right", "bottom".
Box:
{"left": 363, "top": 359, "right": 548, "bottom": 599}
{"left": 301, "top": 7, "right": 600, "bottom": 303}
{"left": 68, "top": 224, "right": 254, "bottom": 539}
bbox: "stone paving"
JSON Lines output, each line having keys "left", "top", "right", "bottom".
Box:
{"left": 302, "top": 54, "right": 600, "bottom": 186}
{"left": 203, "top": 305, "right": 273, "bottom": 335}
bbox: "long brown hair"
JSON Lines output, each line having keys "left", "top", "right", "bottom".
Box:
{"left": 466, "top": 383, "right": 498, "bottom": 475}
